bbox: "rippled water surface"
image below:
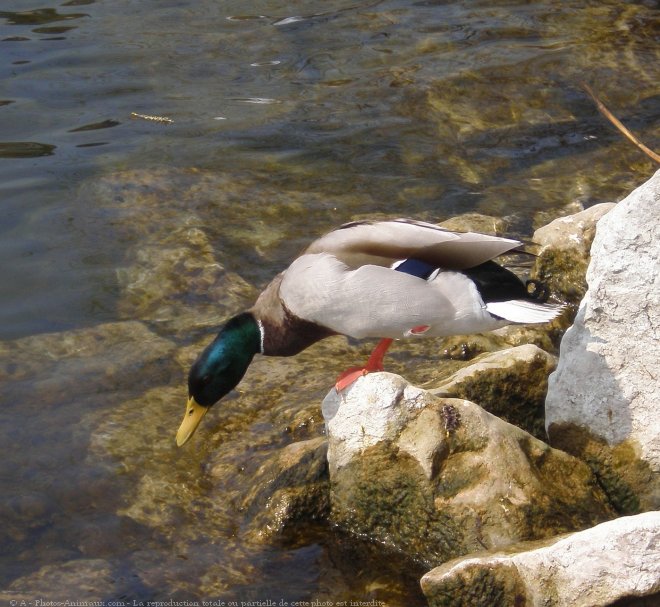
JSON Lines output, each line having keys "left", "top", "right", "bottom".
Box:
{"left": 1, "top": 0, "right": 658, "bottom": 603}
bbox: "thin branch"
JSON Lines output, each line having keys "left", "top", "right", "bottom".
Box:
{"left": 581, "top": 82, "right": 660, "bottom": 164}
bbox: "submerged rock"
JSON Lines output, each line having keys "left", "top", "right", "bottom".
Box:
{"left": 116, "top": 223, "right": 255, "bottom": 336}
{"left": 438, "top": 212, "right": 508, "bottom": 235}
{"left": 545, "top": 169, "right": 660, "bottom": 511}
{"left": 239, "top": 437, "right": 330, "bottom": 541}
{"left": 420, "top": 511, "right": 660, "bottom": 607}
{"left": 0, "top": 320, "right": 176, "bottom": 402}
{"left": 2, "top": 558, "right": 120, "bottom": 601}
{"left": 431, "top": 344, "right": 556, "bottom": 438}
{"left": 323, "top": 373, "right": 613, "bottom": 565}
{"left": 84, "top": 168, "right": 378, "bottom": 336}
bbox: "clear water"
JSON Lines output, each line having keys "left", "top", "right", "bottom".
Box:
{"left": 0, "top": 0, "right": 658, "bottom": 603}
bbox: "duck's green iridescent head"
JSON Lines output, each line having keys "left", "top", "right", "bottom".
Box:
{"left": 176, "top": 312, "right": 261, "bottom": 446}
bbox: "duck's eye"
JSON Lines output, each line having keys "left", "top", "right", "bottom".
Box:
{"left": 200, "top": 374, "right": 211, "bottom": 386}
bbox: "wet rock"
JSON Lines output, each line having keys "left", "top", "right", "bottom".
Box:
{"left": 420, "top": 511, "right": 660, "bottom": 607}
{"left": 89, "top": 385, "right": 212, "bottom": 536}
{"left": 437, "top": 332, "right": 512, "bottom": 361}
{"left": 431, "top": 344, "right": 557, "bottom": 438}
{"left": 323, "top": 373, "right": 613, "bottom": 565}
{"left": 532, "top": 199, "right": 586, "bottom": 231}
{"left": 0, "top": 314, "right": 170, "bottom": 578}
{"left": 530, "top": 202, "right": 615, "bottom": 302}
{"left": 533, "top": 202, "right": 615, "bottom": 251}
{"left": 238, "top": 437, "right": 330, "bottom": 541}
{"left": 88, "top": 382, "right": 274, "bottom": 595}
{"left": 0, "top": 321, "right": 178, "bottom": 510}
{"left": 88, "top": 338, "right": 334, "bottom": 545}
{"left": 434, "top": 326, "right": 558, "bottom": 369}
{"left": 284, "top": 402, "right": 327, "bottom": 441}
{"left": 546, "top": 169, "right": 660, "bottom": 510}
{"left": 3, "top": 559, "right": 120, "bottom": 600}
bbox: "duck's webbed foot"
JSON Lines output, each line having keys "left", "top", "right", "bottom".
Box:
{"left": 335, "top": 338, "right": 393, "bottom": 391}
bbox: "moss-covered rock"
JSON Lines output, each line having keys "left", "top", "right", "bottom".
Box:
{"left": 331, "top": 442, "right": 461, "bottom": 565}
{"left": 431, "top": 344, "right": 557, "bottom": 439}
{"left": 547, "top": 424, "right": 656, "bottom": 514}
{"left": 323, "top": 373, "right": 614, "bottom": 566}
{"left": 530, "top": 203, "right": 615, "bottom": 303}
{"left": 239, "top": 437, "right": 330, "bottom": 541}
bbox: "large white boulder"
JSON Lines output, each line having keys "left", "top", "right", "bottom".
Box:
{"left": 421, "top": 511, "right": 660, "bottom": 607}
{"left": 545, "top": 170, "right": 660, "bottom": 507}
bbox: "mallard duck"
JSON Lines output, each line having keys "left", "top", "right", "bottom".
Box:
{"left": 176, "top": 218, "right": 563, "bottom": 446}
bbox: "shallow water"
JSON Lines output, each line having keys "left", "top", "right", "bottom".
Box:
{"left": 0, "top": 0, "right": 658, "bottom": 603}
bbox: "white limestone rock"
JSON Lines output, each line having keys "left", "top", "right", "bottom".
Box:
{"left": 421, "top": 511, "right": 660, "bottom": 607}
{"left": 545, "top": 170, "right": 660, "bottom": 507}
{"left": 322, "top": 373, "right": 612, "bottom": 564}
{"left": 533, "top": 202, "right": 615, "bottom": 253}
{"left": 531, "top": 201, "right": 616, "bottom": 302}
{"left": 322, "top": 372, "right": 431, "bottom": 475}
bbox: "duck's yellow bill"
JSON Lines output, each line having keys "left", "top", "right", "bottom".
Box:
{"left": 176, "top": 397, "right": 208, "bottom": 447}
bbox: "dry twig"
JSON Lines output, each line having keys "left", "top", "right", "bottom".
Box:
{"left": 581, "top": 82, "right": 660, "bottom": 164}
{"left": 130, "top": 112, "right": 174, "bottom": 125}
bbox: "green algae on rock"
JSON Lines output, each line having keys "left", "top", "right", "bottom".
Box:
{"left": 239, "top": 437, "right": 330, "bottom": 542}
{"left": 431, "top": 344, "right": 557, "bottom": 439}
{"left": 323, "top": 374, "right": 614, "bottom": 566}
{"left": 530, "top": 203, "right": 615, "bottom": 303}
{"left": 547, "top": 424, "right": 652, "bottom": 515}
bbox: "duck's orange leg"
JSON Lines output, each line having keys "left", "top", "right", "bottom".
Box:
{"left": 335, "top": 338, "right": 394, "bottom": 392}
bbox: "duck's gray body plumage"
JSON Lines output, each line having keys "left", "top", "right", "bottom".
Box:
{"left": 251, "top": 219, "right": 563, "bottom": 355}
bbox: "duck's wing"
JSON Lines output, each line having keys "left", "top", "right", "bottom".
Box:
{"left": 279, "top": 253, "right": 501, "bottom": 339}
{"left": 280, "top": 253, "right": 563, "bottom": 340}
{"left": 304, "top": 218, "right": 522, "bottom": 270}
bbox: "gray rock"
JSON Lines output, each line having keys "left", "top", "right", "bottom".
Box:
{"left": 323, "top": 373, "right": 613, "bottom": 565}
{"left": 546, "top": 169, "right": 660, "bottom": 510}
{"left": 420, "top": 511, "right": 660, "bottom": 607}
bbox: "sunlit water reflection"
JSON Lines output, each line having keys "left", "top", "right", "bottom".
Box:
{"left": 0, "top": 0, "right": 658, "bottom": 603}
